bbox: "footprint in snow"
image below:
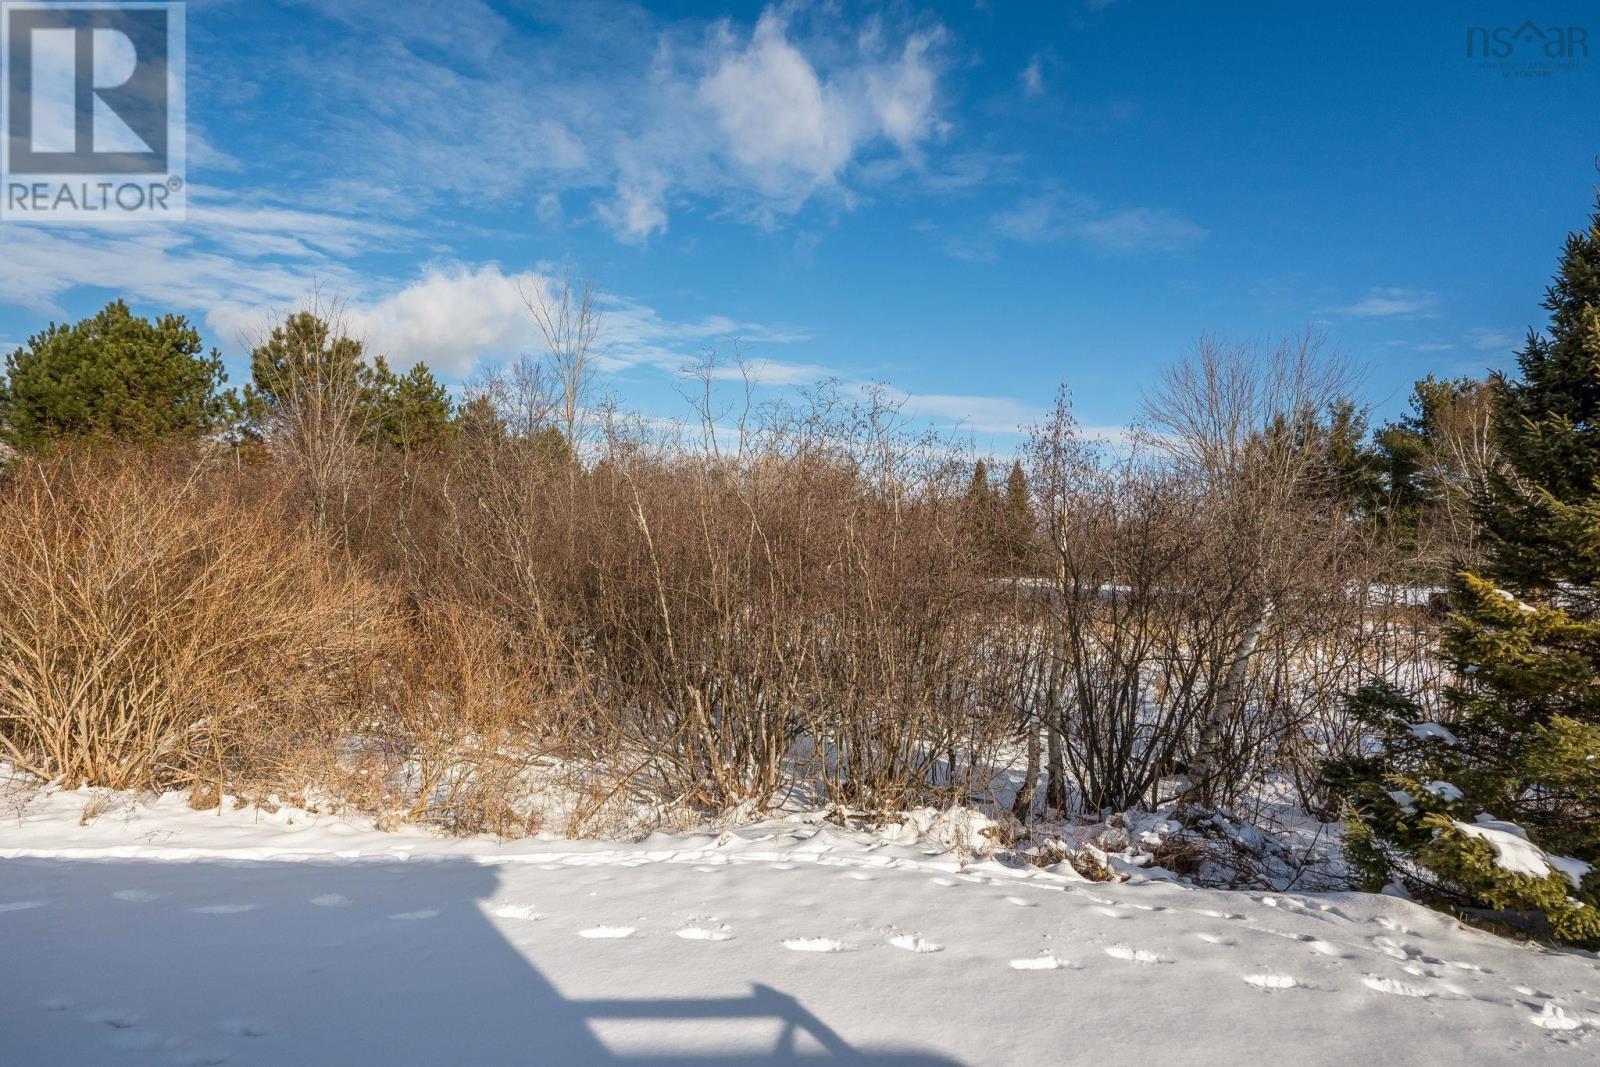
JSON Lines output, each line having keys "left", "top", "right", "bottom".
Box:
{"left": 0, "top": 899, "right": 48, "bottom": 913}
{"left": 388, "top": 909, "right": 440, "bottom": 922}
{"left": 1008, "top": 955, "right": 1075, "bottom": 971}
{"left": 1243, "top": 974, "right": 1302, "bottom": 991}
{"left": 189, "top": 904, "right": 257, "bottom": 915}
{"left": 1104, "top": 945, "right": 1170, "bottom": 964}
{"left": 111, "top": 889, "right": 160, "bottom": 904}
{"left": 215, "top": 1018, "right": 270, "bottom": 1037}
{"left": 1529, "top": 1004, "right": 1590, "bottom": 1031}
{"left": 887, "top": 935, "right": 942, "bottom": 953}
{"left": 677, "top": 925, "right": 734, "bottom": 941}
{"left": 782, "top": 937, "right": 850, "bottom": 952}
{"left": 1361, "top": 975, "right": 1434, "bottom": 999}
{"left": 1092, "top": 905, "right": 1131, "bottom": 920}
{"left": 1304, "top": 939, "right": 1354, "bottom": 958}
{"left": 310, "top": 894, "right": 350, "bottom": 908}
{"left": 1003, "top": 896, "right": 1036, "bottom": 908}
{"left": 1195, "top": 932, "right": 1236, "bottom": 947}
{"left": 106, "top": 1030, "right": 166, "bottom": 1052}
{"left": 579, "top": 926, "right": 637, "bottom": 939}
{"left": 493, "top": 903, "right": 544, "bottom": 922}
{"left": 177, "top": 1051, "right": 230, "bottom": 1067}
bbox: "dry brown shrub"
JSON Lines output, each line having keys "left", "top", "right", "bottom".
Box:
{"left": 0, "top": 449, "right": 391, "bottom": 790}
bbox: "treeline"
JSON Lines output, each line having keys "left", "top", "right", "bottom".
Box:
{"left": 1, "top": 197, "right": 1597, "bottom": 948}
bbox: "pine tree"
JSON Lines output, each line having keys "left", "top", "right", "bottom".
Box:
{"left": 0, "top": 300, "right": 235, "bottom": 451}
{"left": 367, "top": 359, "right": 454, "bottom": 453}
{"left": 1330, "top": 193, "right": 1600, "bottom": 945}
{"left": 248, "top": 313, "right": 453, "bottom": 453}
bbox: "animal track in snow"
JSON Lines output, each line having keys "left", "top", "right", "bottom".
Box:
{"left": 1195, "top": 932, "right": 1236, "bottom": 946}
{"left": 1092, "top": 906, "right": 1131, "bottom": 920}
{"left": 928, "top": 877, "right": 957, "bottom": 887}
{"left": 82, "top": 1008, "right": 141, "bottom": 1029}
{"left": 38, "top": 997, "right": 73, "bottom": 1012}
{"left": 887, "top": 935, "right": 942, "bottom": 953}
{"left": 1243, "top": 974, "right": 1301, "bottom": 991}
{"left": 1304, "top": 939, "right": 1354, "bottom": 958}
{"left": 111, "top": 889, "right": 160, "bottom": 904}
{"left": 579, "top": 926, "right": 637, "bottom": 939}
{"left": 189, "top": 904, "right": 256, "bottom": 915}
{"left": 1104, "top": 945, "right": 1170, "bottom": 964}
{"left": 1003, "top": 896, "right": 1036, "bottom": 908}
{"left": 492, "top": 903, "right": 543, "bottom": 922}
{"left": 215, "top": 1018, "right": 270, "bottom": 1037}
{"left": 1008, "top": 955, "right": 1078, "bottom": 971}
{"left": 1362, "top": 975, "right": 1433, "bottom": 999}
{"left": 310, "top": 894, "right": 350, "bottom": 907}
{"left": 388, "top": 909, "right": 440, "bottom": 922}
{"left": 782, "top": 937, "right": 849, "bottom": 952}
{"left": 677, "top": 925, "right": 733, "bottom": 941}
{"left": 1529, "top": 1004, "right": 1589, "bottom": 1031}
{"left": 0, "top": 899, "right": 48, "bottom": 913}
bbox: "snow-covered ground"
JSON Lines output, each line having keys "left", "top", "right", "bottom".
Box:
{"left": 2, "top": 786, "right": 1597, "bottom": 1065}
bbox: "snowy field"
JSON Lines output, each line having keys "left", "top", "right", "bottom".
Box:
{"left": 2, "top": 787, "right": 1597, "bottom": 1065}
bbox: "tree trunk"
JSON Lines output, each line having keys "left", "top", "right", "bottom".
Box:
{"left": 1188, "top": 604, "right": 1271, "bottom": 808}
{"left": 1011, "top": 722, "right": 1040, "bottom": 820}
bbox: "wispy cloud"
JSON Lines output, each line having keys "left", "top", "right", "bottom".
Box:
{"left": 1332, "top": 287, "right": 1439, "bottom": 318}
{"left": 1468, "top": 327, "right": 1518, "bottom": 352}
{"left": 250, "top": 2, "right": 952, "bottom": 244}
{"left": 1020, "top": 54, "right": 1045, "bottom": 98}
{"left": 988, "top": 191, "right": 1207, "bottom": 255}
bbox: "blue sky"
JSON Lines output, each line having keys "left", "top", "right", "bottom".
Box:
{"left": 4, "top": 0, "right": 1599, "bottom": 448}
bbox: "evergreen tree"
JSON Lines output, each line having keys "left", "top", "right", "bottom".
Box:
{"left": 965, "top": 459, "right": 998, "bottom": 567}
{"left": 248, "top": 311, "right": 368, "bottom": 419}
{"left": 366, "top": 358, "right": 454, "bottom": 453}
{"left": 0, "top": 300, "right": 235, "bottom": 451}
{"left": 1329, "top": 194, "right": 1600, "bottom": 946}
{"left": 1000, "top": 459, "right": 1035, "bottom": 572}
{"left": 248, "top": 313, "right": 453, "bottom": 452}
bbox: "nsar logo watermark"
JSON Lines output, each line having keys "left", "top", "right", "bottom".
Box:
{"left": 2, "top": 1, "right": 185, "bottom": 222}
{"left": 1467, "top": 21, "right": 1588, "bottom": 77}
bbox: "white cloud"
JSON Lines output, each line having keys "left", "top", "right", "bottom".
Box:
{"left": 989, "top": 191, "right": 1206, "bottom": 255}
{"left": 1469, "top": 327, "right": 1518, "bottom": 352}
{"left": 1335, "top": 287, "right": 1438, "bottom": 318}
{"left": 344, "top": 265, "right": 535, "bottom": 377}
{"left": 242, "top": 3, "right": 950, "bottom": 243}
{"left": 1020, "top": 55, "right": 1045, "bottom": 97}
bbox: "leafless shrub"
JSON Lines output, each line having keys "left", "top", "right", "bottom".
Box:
{"left": 0, "top": 449, "right": 391, "bottom": 791}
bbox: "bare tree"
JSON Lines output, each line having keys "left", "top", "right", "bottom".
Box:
{"left": 1141, "top": 333, "right": 1362, "bottom": 807}
{"left": 522, "top": 269, "right": 600, "bottom": 449}
{"left": 249, "top": 292, "right": 374, "bottom": 538}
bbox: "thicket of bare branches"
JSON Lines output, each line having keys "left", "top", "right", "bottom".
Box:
{"left": 0, "top": 317, "right": 1460, "bottom": 841}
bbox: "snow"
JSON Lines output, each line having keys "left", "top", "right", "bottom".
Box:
{"left": 1549, "top": 854, "right": 1594, "bottom": 890}
{"left": 1453, "top": 819, "right": 1556, "bottom": 880}
{"left": 1409, "top": 722, "right": 1459, "bottom": 745}
{"left": 1423, "top": 781, "right": 1463, "bottom": 802}
{"left": 2, "top": 784, "right": 1599, "bottom": 1064}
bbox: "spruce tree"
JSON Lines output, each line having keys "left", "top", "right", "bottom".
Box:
{"left": 0, "top": 300, "right": 234, "bottom": 451}
{"left": 1331, "top": 193, "right": 1600, "bottom": 945}
{"left": 1001, "top": 459, "right": 1034, "bottom": 572}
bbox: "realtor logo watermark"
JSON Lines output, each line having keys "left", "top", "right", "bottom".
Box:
{"left": 1467, "top": 21, "right": 1589, "bottom": 77}
{"left": 2, "top": 1, "right": 185, "bottom": 221}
